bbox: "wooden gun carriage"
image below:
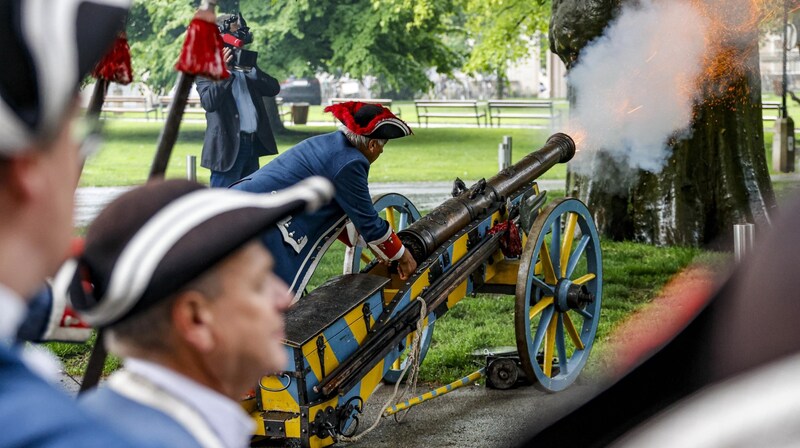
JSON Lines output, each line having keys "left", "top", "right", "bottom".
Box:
{"left": 246, "top": 133, "right": 603, "bottom": 447}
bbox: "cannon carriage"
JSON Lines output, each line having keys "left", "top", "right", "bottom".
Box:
{"left": 248, "top": 133, "right": 603, "bottom": 447}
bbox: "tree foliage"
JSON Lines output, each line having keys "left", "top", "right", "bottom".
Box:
{"left": 461, "top": 0, "right": 550, "bottom": 76}
{"left": 125, "top": 0, "right": 464, "bottom": 95}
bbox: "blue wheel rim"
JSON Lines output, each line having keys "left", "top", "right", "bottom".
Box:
{"left": 515, "top": 198, "right": 602, "bottom": 392}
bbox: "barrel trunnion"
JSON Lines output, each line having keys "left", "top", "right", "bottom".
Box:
{"left": 250, "top": 134, "right": 603, "bottom": 447}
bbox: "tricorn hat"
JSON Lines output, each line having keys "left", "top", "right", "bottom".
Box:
{"left": 68, "top": 176, "right": 334, "bottom": 327}
{"left": 325, "top": 101, "right": 412, "bottom": 140}
{"left": 0, "top": 0, "right": 131, "bottom": 153}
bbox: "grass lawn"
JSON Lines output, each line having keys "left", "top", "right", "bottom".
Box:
{"left": 81, "top": 121, "right": 562, "bottom": 186}
{"left": 87, "top": 99, "right": 793, "bottom": 188}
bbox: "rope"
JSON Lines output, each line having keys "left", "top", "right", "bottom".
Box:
{"left": 338, "top": 297, "right": 427, "bottom": 443}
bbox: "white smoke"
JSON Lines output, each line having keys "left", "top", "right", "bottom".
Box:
{"left": 568, "top": 0, "right": 710, "bottom": 176}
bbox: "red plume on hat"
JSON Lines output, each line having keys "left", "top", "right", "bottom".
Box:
{"left": 325, "top": 101, "right": 412, "bottom": 140}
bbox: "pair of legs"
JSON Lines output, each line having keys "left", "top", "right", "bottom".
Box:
{"left": 209, "top": 133, "right": 260, "bottom": 188}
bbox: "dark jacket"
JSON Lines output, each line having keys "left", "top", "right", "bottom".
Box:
{"left": 196, "top": 68, "right": 280, "bottom": 172}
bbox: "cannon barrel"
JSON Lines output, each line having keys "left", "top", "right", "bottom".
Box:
{"left": 398, "top": 133, "right": 576, "bottom": 262}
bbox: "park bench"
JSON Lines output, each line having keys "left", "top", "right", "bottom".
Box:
{"left": 159, "top": 96, "right": 205, "bottom": 119}
{"left": 762, "top": 101, "right": 784, "bottom": 123}
{"left": 327, "top": 98, "right": 400, "bottom": 122}
{"left": 101, "top": 95, "right": 158, "bottom": 120}
{"left": 413, "top": 99, "right": 486, "bottom": 127}
{"left": 487, "top": 99, "right": 559, "bottom": 128}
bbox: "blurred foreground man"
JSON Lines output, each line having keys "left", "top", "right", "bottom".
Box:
{"left": 74, "top": 177, "right": 333, "bottom": 447}
{"left": 232, "top": 102, "right": 417, "bottom": 299}
{"left": 0, "top": 1, "right": 146, "bottom": 446}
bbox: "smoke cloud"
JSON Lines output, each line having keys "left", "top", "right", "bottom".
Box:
{"left": 567, "top": 0, "right": 710, "bottom": 178}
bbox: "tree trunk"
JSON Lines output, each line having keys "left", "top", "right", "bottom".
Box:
{"left": 553, "top": 0, "right": 776, "bottom": 248}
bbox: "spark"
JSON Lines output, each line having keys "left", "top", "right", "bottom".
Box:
{"left": 627, "top": 105, "right": 644, "bottom": 114}
{"left": 646, "top": 51, "right": 658, "bottom": 62}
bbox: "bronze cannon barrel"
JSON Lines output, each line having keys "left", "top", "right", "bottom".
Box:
{"left": 398, "top": 133, "right": 575, "bottom": 262}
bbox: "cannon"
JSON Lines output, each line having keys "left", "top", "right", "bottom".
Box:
{"left": 247, "top": 133, "right": 603, "bottom": 447}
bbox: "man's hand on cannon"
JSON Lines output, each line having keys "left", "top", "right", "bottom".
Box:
{"left": 396, "top": 250, "right": 417, "bottom": 281}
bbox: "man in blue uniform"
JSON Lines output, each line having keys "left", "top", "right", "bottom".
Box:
{"left": 71, "top": 177, "right": 333, "bottom": 447}
{"left": 0, "top": 1, "right": 160, "bottom": 446}
{"left": 232, "top": 102, "right": 417, "bottom": 298}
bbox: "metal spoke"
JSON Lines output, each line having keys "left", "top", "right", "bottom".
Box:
{"left": 529, "top": 296, "right": 554, "bottom": 321}
{"left": 576, "top": 308, "right": 593, "bottom": 319}
{"left": 529, "top": 275, "right": 555, "bottom": 296}
{"left": 539, "top": 241, "right": 558, "bottom": 284}
{"left": 532, "top": 306, "right": 555, "bottom": 354}
{"left": 566, "top": 235, "right": 590, "bottom": 278}
{"left": 543, "top": 311, "right": 558, "bottom": 377}
{"left": 556, "top": 314, "right": 568, "bottom": 375}
{"left": 563, "top": 312, "right": 585, "bottom": 350}
{"left": 549, "top": 219, "right": 562, "bottom": 278}
{"left": 399, "top": 211, "right": 409, "bottom": 230}
{"left": 386, "top": 207, "right": 396, "bottom": 231}
{"left": 560, "top": 213, "right": 578, "bottom": 278}
{"left": 573, "top": 273, "right": 596, "bottom": 285}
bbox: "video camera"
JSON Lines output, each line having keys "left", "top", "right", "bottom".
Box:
{"left": 219, "top": 12, "right": 258, "bottom": 72}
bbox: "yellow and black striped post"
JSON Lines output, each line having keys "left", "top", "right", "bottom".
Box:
{"left": 383, "top": 367, "right": 486, "bottom": 417}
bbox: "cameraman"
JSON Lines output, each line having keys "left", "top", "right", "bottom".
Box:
{"left": 196, "top": 13, "right": 281, "bottom": 188}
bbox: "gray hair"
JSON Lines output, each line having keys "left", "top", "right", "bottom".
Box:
{"left": 105, "top": 268, "right": 221, "bottom": 356}
{"left": 339, "top": 126, "right": 387, "bottom": 150}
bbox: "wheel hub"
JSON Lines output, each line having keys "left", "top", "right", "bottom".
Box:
{"left": 555, "top": 279, "right": 595, "bottom": 312}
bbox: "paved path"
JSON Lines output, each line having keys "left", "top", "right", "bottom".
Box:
{"left": 76, "top": 173, "right": 800, "bottom": 227}
{"left": 74, "top": 180, "right": 568, "bottom": 227}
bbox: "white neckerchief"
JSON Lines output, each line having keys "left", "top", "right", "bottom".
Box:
{"left": 0, "top": 283, "right": 26, "bottom": 345}
{"left": 116, "top": 358, "right": 254, "bottom": 448}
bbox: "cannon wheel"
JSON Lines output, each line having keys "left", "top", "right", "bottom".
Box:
{"left": 515, "top": 198, "right": 602, "bottom": 392}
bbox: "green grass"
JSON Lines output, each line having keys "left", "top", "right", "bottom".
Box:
{"left": 416, "top": 241, "right": 712, "bottom": 383}
{"left": 81, "top": 121, "right": 560, "bottom": 186}
{"left": 48, "top": 236, "right": 717, "bottom": 383}
{"left": 47, "top": 333, "right": 121, "bottom": 377}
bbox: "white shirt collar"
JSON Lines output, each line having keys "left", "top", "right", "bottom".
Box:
{"left": 0, "top": 283, "right": 26, "bottom": 344}
{"left": 125, "top": 358, "right": 255, "bottom": 448}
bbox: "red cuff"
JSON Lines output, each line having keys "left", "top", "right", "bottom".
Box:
{"left": 368, "top": 229, "right": 404, "bottom": 261}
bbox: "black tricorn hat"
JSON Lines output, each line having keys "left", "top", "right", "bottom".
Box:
{"left": 0, "top": 0, "right": 130, "bottom": 152}
{"left": 324, "top": 101, "right": 412, "bottom": 140}
{"left": 69, "top": 177, "right": 334, "bottom": 327}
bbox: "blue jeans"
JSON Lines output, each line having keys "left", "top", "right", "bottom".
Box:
{"left": 209, "top": 133, "right": 260, "bottom": 188}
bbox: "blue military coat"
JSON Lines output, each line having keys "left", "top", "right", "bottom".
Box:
{"left": 0, "top": 344, "right": 152, "bottom": 447}
{"left": 232, "top": 131, "right": 391, "bottom": 293}
{"left": 81, "top": 387, "right": 203, "bottom": 448}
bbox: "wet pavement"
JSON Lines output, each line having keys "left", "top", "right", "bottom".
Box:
{"left": 74, "top": 180, "right": 568, "bottom": 227}
{"left": 346, "top": 376, "right": 601, "bottom": 447}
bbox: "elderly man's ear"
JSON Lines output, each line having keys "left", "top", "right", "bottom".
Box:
{"left": 171, "top": 291, "right": 217, "bottom": 352}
